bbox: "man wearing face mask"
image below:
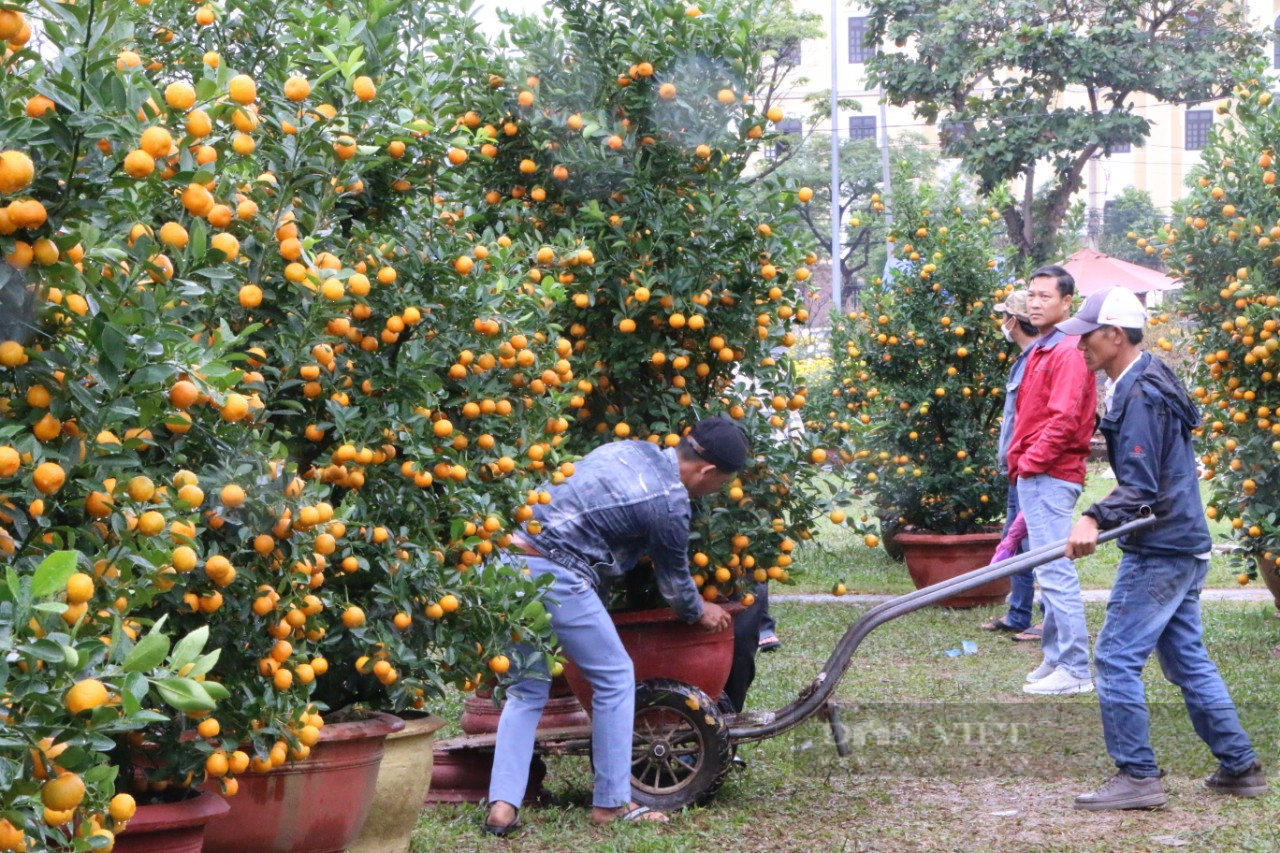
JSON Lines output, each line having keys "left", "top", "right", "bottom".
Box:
{"left": 978, "top": 290, "right": 1043, "bottom": 638}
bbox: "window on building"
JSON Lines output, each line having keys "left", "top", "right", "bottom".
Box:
{"left": 776, "top": 38, "right": 800, "bottom": 67}
{"left": 1274, "top": 15, "right": 1280, "bottom": 68}
{"left": 848, "top": 115, "right": 877, "bottom": 142}
{"left": 1184, "top": 109, "right": 1213, "bottom": 151}
{"left": 848, "top": 16, "right": 874, "bottom": 63}
{"left": 773, "top": 118, "right": 802, "bottom": 158}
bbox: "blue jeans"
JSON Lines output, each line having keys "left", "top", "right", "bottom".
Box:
{"left": 1017, "top": 474, "right": 1089, "bottom": 679}
{"left": 1095, "top": 553, "right": 1258, "bottom": 778}
{"left": 489, "top": 556, "right": 635, "bottom": 809}
{"left": 1002, "top": 487, "right": 1037, "bottom": 631}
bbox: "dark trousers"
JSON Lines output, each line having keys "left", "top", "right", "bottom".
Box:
{"left": 722, "top": 582, "right": 768, "bottom": 713}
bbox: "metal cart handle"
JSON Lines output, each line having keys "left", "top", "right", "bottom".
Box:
{"left": 730, "top": 512, "right": 1159, "bottom": 743}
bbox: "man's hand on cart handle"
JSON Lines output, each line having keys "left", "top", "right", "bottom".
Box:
{"left": 1065, "top": 515, "right": 1099, "bottom": 559}
{"left": 697, "top": 601, "right": 731, "bottom": 633}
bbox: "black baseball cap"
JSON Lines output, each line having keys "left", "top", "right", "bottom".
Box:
{"left": 686, "top": 416, "right": 750, "bottom": 472}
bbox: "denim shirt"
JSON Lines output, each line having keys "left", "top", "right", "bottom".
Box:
{"left": 525, "top": 442, "right": 704, "bottom": 624}
{"left": 996, "top": 338, "right": 1035, "bottom": 475}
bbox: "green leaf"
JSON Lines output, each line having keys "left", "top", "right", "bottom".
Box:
{"left": 183, "top": 649, "right": 221, "bottom": 679}
{"left": 32, "top": 601, "right": 69, "bottom": 614}
{"left": 202, "top": 681, "right": 230, "bottom": 701}
{"left": 24, "top": 638, "right": 70, "bottom": 663}
{"left": 31, "top": 551, "right": 79, "bottom": 598}
{"left": 154, "top": 677, "right": 216, "bottom": 713}
{"left": 123, "top": 631, "right": 170, "bottom": 673}
{"left": 169, "top": 625, "right": 209, "bottom": 670}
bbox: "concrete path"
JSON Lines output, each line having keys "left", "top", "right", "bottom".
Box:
{"left": 775, "top": 588, "right": 1276, "bottom": 605}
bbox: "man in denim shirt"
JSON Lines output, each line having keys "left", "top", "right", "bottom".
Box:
{"left": 483, "top": 418, "right": 744, "bottom": 835}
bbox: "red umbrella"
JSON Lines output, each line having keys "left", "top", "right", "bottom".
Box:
{"left": 1057, "top": 249, "right": 1180, "bottom": 298}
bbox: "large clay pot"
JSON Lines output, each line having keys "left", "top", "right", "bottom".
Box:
{"left": 460, "top": 676, "right": 587, "bottom": 735}
{"left": 562, "top": 604, "right": 739, "bottom": 711}
{"left": 348, "top": 714, "right": 445, "bottom": 853}
{"left": 202, "top": 711, "right": 403, "bottom": 853}
{"left": 115, "top": 789, "right": 229, "bottom": 853}
{"left": 1258, "top": 554, "right": 1280, "bottom": 612}
{"left": 895, "top": 530, "right": 1009, "bottom": 608}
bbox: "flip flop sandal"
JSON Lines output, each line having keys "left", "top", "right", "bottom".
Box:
{"left": 758, "top": 635, "right": 782, "bottom": 652}
{"left": 1012, "top": 625, "right": 1043, "bottom": 643}
{"left": 617, "top": 805, "right": 668, "bottom": 824}
{"left": 979, "top": 617, "right": 1019, "bottom": 632}
{"left": 481, "top": 802, "right": 521, "bottom": 837}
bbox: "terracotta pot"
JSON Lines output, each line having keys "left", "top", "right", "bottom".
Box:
{"left": 895, "top": 530, "right": 1009, "bottom": 608}
{"left": 562, "top": 604, "right": 739, "bottom": 711}
{"left": 115, "top": 789, "right": 229, "bottom": 853}
{"left": 423, "top": 747, "right": 494, "bottom": 805}
{"left": 348, "top": 715, "right": 445, "bottom": 853}
{"left": 1258, "top": 554, "right": 1280, "bottom": 612}
{"left": 202, "top": 711, "right": 403, "bottom": 853}
{"left": 425, "top": 746, "right": 557, "bottom": 807}
{"left": 431, "top": 677, "right": 586, "bottom": 805}
{"left": 460, "top": 678, "right": 587, "bottom": 735}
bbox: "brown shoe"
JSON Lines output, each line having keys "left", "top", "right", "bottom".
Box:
{"left": 1205, "top": 760, "right": 1268, "bottom": 797}
{"left": 1074, "top": 772, "right": 1167, "bottom": 811}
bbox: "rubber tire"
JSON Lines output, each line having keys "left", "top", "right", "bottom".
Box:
{"left": 628, "top": 678, "right": 732, "bottom": 811}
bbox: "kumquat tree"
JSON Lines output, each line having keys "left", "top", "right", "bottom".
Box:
{"left": 1155, "top": 68, "right": 1280, "bottom": 587}
{"left": 452, "top": 0, "right": 869, "bottom": 599}
{"left": 0, "top": 0, "right": 872, "bottom": 846}
{"left": 0, "top": 0, "right": 567, "bottom": 844}
{"left": 811, "top": 175, "right": 1013, "bottom": 538}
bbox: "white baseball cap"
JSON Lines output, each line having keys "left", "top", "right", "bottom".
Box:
{"left": 1056, "top": 287, "right": 1147, "bottom": 335}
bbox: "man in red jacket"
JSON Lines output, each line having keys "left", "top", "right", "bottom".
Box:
{"left": 1005, "top": 265, "right": 1098, "bottom": 696}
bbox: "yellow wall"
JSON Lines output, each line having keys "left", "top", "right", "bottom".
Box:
{"left": 781, "top": 0, "right": 1279, "bottom": 224}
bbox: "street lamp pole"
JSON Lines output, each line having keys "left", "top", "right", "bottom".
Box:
{"left": 829, "top": 0, "right": 842, "bottom": 319}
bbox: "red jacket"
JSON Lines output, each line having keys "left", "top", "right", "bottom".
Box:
{"left": 1006, "top": 330, "right": 1097, "bottom": 485}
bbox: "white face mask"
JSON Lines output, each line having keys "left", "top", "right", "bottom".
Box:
{"left": 1000, "top": 320, "right": 1014, "bottom": 343}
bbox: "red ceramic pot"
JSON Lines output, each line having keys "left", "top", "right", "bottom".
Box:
{"left": 895, "top": 530, "right": 1009, "bottom": 608}
{"left": 202, "top": 711, "right": 403, "bottom": 853}
{"left": 460, "top": 676, "right": 587, "bottom": 735}
{"left": 562, "top": 604, "right": 739, "bottom": 711}
{"left": 1258, "top": 554, "right": 1280, "bottom": 612}
{"left": 115, "top": 789, "right": 229, "bottom": 853}
{"left": 423, "top": 747, "right": 493, "bottom": 805}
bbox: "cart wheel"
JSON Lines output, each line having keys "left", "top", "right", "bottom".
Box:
{"left": 629, "top": 678, "right": 732, "bottom": 810}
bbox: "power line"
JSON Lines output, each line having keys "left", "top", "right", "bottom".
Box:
{"left": 767, "top": 90, "right": 1250, "bottom": 133}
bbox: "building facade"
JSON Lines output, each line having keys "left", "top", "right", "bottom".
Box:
{"left": 770, "top": 1, "right": 1280, "bottom": 225}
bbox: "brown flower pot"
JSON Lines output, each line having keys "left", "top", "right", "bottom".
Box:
{"left": 115, "top": 789, "right": 229, "bottom": 853}
{"left": 562, "top": 604, "right": 739, "bottom": 711}
{"left": 460, "top": 676, "right": 587, "bottom": 735}
{"left": 202, "top": 711, "right": 404, "bottom": 853}
{"left": 1258, "top": 554, "right": 1280, "bottom": 612}
{"left": 348, "top": 715, "right": 445, "bottom": 853}
{"left": 429, "top": 679, "right": 587, "bottom": 805}
{"left": 895, "top": 530, "right": 1009, "bottom": 608}
{"left": 423, "top": 747, "right": 494, "bottom": 805}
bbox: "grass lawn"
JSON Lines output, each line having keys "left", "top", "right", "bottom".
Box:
{"left": 412, "top": 596, "right": 1280, "bottom": 852}
{"left": 788, "top": 462, "right": 1246, "bottom": 596}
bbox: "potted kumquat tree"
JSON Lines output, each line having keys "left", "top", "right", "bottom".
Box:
{"left": 818, "top": 175, "right": 1013, "bottom": 605}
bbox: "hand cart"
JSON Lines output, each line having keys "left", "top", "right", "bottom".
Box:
{"left": 435, "top": 514, "right": 1157, "bottom": 810}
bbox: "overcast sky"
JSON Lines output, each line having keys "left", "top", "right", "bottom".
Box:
{"left": 472, "top": 0, "right": 546, "bottom": 35}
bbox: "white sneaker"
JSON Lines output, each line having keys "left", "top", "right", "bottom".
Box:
{"left": 1022, "top": 669, "right": 1094, "bottom": 695}
{"left": 1025, "top": 662, "right": 1057, "bottom": 683}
